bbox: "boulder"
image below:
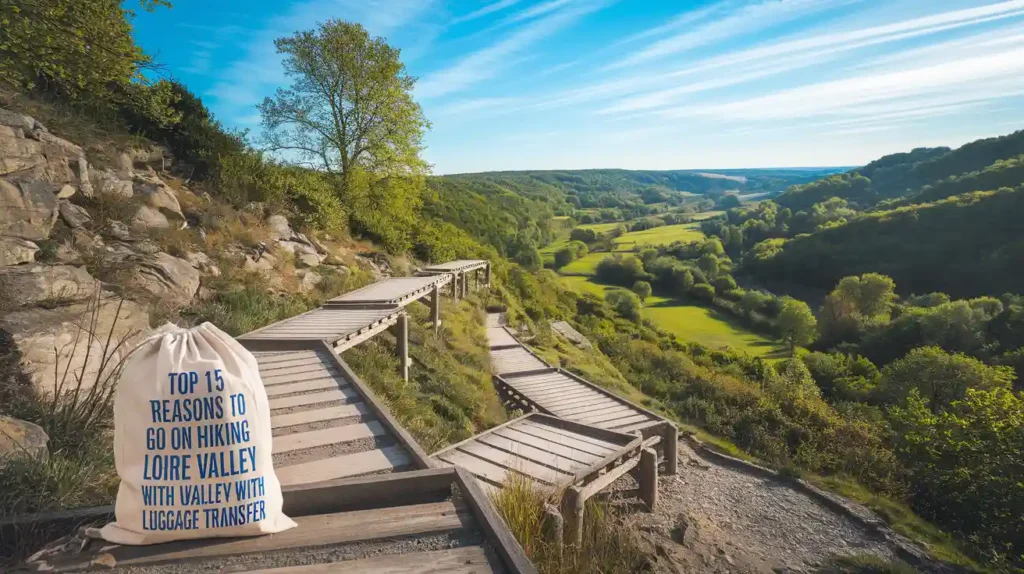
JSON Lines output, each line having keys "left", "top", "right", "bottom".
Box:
{"left": 133, "top": 174, "right": 184, "bottom": 222}
{"left": 0, "top": 179, "right": 58, "bottom": 240}
{"left": 266, "top": 215, "right": 292, "bottom": 241}
{"left": 0, "top": 296, "right": 151, "bottom": 395}
{"left": 185, "top": 251, "right": 220, "bottom": 276}
{"left": 278, "top": 240, "right": 318, "bottom": 257}
{"left": 130, "top": 204, "right": 170, "bottom": 230}
{"left": 0, "top": 108, "right": 36, "bottom": 133}
{"left": 0, "top": 416, "right": 49, "bottom": 459}
{"left": 0, "top": 264, "right": 98, "bottom": 307}
{"left": 297, "top": 253, "right": 320, "bottom": 268}
{"left": 0, "top": 124, "right": 44, "bottom": 175}
{"left": 296, "top": 269, "right": 322, "bottom": 293}
{"left": 90, "top": 168, "right": 133, "bottom": 197}
{"left": 58, "top": 200, "right": 92, "bottom": 228}
{"left": 76, "top": 157, "right": 93, "bottom": 197}
{"left": 55, "top": 184, "right": 75, "bottom": 199}
{"left": 103, "top": 220, "right": 133, "bottom": 241}
{"left": 244, "top": 251, "right": 277, "bottom": 272}
{"left": 0, "top": 237, "right": 38, "bottom": 266}
{"left": 126, "top": 252, "right": 200, "bottom": 310}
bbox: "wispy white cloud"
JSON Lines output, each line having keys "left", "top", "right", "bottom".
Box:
{"left": 604, "top": 0, "right": 857, "bottom": 71}
{"left": 416, "top": 0, "right": 611, "bottom": 100}
{"left": 433, "top": 96, "right": 522, "bottom": 116}
{"left": 452, "top": 0, "right": 521, "bottom": 24}
{"left": 502, "top": 0, "right": 576, "bottom": 24}
{"left": 660, "top": 45, "right": 1024, "bottom": 122}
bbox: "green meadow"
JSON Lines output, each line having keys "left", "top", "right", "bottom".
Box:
{"left": 612, "top": 223, "right": 704, "bottom": 252}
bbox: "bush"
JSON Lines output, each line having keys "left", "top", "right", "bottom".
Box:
{"left": 570, "top": 228, "right": 598, "bottom": 243}
{"left": 553, "top": 246, "right": 575, "bottom": 269}
{"left": 713, "top": 274, "right": 737, "bottom": 294}
{"left": 689, "top": 283, "right": 716, "bottom": 302}
{"left": 605, "top": 290, "right": 642, "bottom": 321}
{"left": 631, "top": 280, "right": 651, "bottom": 302}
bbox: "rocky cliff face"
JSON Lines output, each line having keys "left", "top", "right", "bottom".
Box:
{"left": 0, "top": 107, "right": 380, "bottom": 397}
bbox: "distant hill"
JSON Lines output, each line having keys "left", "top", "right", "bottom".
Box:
{"left": 433, "top": 167, "right": 847, "bottom": 212}
{"left": 774, "top": 130, "right": 1024, "bottom": 211}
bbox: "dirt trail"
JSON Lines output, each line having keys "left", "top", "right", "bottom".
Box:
{"left": 625, "top": 441, "right": 895, "bottom": 573}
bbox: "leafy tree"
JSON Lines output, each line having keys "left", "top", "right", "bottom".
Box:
{"left": 632, "top": 280, "right": 652, "bottom": 302}
{"left": 569, "top": 228, "right": 598, "bottom": 243}
{"left": 819, "top": 273, "right": 897, "bottom": 344}
{"left": 553, "top": 246, "right": 575, "bottom": 269}
{"left": 568, "top": 240, "right": 588, "bottom": 258}
{"left": 889, "top": 388, "right": 1024, "bottom": 561}
{"left": 877, "top": 346, "right": 1014, "bottom": 413}
{"left": 689, "top": 283, "right": 716, "bottom": 302}
{"left": 0, "top": 0, "right": 170, "bottom": 104}
{"left": 777, "top": 297, "right": 817, "bottom": 353}
{"left": 713, "top": 275, "right": 737, "bottom": 295}
{"left": 605, "top": 290, "right": 642, "bottom": 321}
{"left": 259, "top": 20, "right": 428, "bottom": 250}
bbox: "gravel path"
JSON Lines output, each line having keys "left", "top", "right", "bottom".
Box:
{"left": 627, "top": 441, "right": 895, "bottom": 573}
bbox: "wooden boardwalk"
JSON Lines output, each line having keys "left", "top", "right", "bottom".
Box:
{"left": 324, "top": 274, "right": 450, "bottom": 308}
{"left": 24, "top": 468, "right": 536, "bottom": 573}
{"left": 485, "top": 320, "right": 679, "bottom": 475}
{"left": 255, "top": 344, "right": 432, "bottom": 487}
{"left": 419, "top": 259, "right": 490, "bottom": 299}
{"left": 238, "top": 307, "right": 404, "bottom": 352}
{"left": 434, "top": 413, "right": 655, "bottom": 545}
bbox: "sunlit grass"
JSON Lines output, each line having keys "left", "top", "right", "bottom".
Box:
{"left": 612, "top": 223, "right": 704, "bottom": 252}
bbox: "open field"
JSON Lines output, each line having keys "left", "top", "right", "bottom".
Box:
{"left": 558, "top": 276, "right": 786, "bottom": 358}
{"left": 613, "top": 223, "right": 704, "bottom": 252}
{"left": 558, "top": 252, "right": 608, "bottom": 275}
{"left": 690, "top": 210, "right": 725, "bottom": 220}
{"left": 577, "top": 222, "right": 623, "bottom": 233}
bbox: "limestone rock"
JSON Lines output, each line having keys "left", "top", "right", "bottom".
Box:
{"left": 185, "top": 251, "right": 220, "bottom": 276}
{"left": 103, "top": 220, "right": 133, "bottom": 241}
{"left": 0, "top": 108, "right": 36, "bottom": 132}
{"left": 0, "top": 264, "right": 98, "bottom": 307}
{"left": 0, "top": 416, "right": 49, "bottom": 459}
{"left": 76, "top": 157, "right": 93, "bottom": 197}
{"left": 279, "top": 240, "right": 319, "bottom": 256}
{"left": 296, "top": 269, "right": 322, "bottom": 293}
{"left": 133, "top": 174, "right": 183, "bottom": 222}
{"left": 0, "top": 124, "right": 44, "bottom": 175}
{"left": 90, "top": 168, "right": 133, "bottom": 197}
{"left": 0, "top": 237, "right": 38, "bottom": 266}
{"left": 130, "top": 204, "right": 170, "bottom": 230}
{"left": 266, "top": 215, "right": 292, "bottom": 241}
{"left": 55, "top": 183, "right": 75, "bottom": 199}
{"left": 127, "top": 252, "right": 200, "bottom": 310}
{"left": 58, "top": 200, "right": 92, "bottom": 229}
{"left": 0, "top": 296, "right": 151, "bottom": 395}
{"left": 244, "top": 251, "right": 277, "bottom": 272}
{"left": 297, "top": 252, "right": 320, "bottom": 268}
{"left": 0, "top": 179, "right": 58, "bottom": 240}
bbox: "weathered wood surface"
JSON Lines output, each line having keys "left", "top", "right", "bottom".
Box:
{"left": 238, "top": 308, "right": 402, "bottom": 351}
{"left": 254, "top": 350, "right": 415, "bottom": 486}
{"left": 324, "top": 275, "right": 450, "bottom": 307}
{"left": 421, "top": 259, "right": 488, "bottom": 273}
{"left": 490, "top": 347, "right": 548, "bottom": 375}
{"left": 486, "top": 327, "right": 519, "bottom": 349}
{"left": 501, "top": 370, "right": 659, "bottom": 432}
{"left": 240, "top": 545, "right": 500, "bottom": 573}
{"left": 432, "top": 413, "right": 638, "bottom": 492}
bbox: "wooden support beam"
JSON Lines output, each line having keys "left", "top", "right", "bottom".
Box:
{"left": 485, "top": 262, "right": 491, "bottom": 287}
{"left": 544, "top": 503, "right": 563, "bottom": 560}
{"left": 461, "top": 270, "right": 469, "bottom": 298}
{"left": 394, "top": 313, "right": 409, "bottom": 381}
{"left": 451, "top": 272, "right": 460, "bottom": 299}
{"left": 662, "top": 423, "right": 679, "bottom": 475}
{"left": 639, "top": 447, "right": 658, "bottom": 511}
{"left": 561, "top": 486, "right": 584, "bottom": 547}
{"left": 430, "top": 284, "right": 441, "bottom": 333}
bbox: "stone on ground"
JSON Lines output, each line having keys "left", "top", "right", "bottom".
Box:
{"left": 0, "top": 179, "right": 58, "bottom": 240}
{"left": 126, "top": 252, "right": 200, "bottom": 310}
{"left": 0, "top": 237, "right": 38, "bottom": 266}
{"left": 0, "top": 264, "right": 98, "bottom": 307}
{"left": 0, "top": 416, "right": 49, "bottom": 459}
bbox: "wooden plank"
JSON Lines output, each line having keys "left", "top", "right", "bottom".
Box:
{"left": 273, "top": 422, "right": 387, "bottom": 454}
{"left": 268, "top": 389, "right": 354, "bottom": 410}
{"left": 557, "top": 404, "right": 635, "bottom": 422}
{"left": 451, "top": 467, "right": 538, "bottom": 574}
{"left": 436, "top": 450, "right": 517, "bottom": 487}
{"left": 276, "top": 445, "right": 412, "bottom": 485}
{"left": 271, "top": 403, "right": 368, "bottom": 429}
{"left": 262, "top": 366, "right": 342, "bottom": 386}
{"left": 94, "top": 501, "right": 469, "bottom": 567}
{"left": 264, "top": 378, "right": 345, "bottom": 397}
{"left": 240, "top": 545, "right": 499, "bottom": 574}
{"left": 475, "top": 434, "right": 584, "bottom": 474}
{"left": 578, "top": 457, "right": 640, "bottom": 500}
{"left": 458, "top": 442, "right": 571, "bottom": 486}
{"left": 518, "top": 420, "right": 622, "bottom": 452}
{"left": 510, "top": 422, "right": 615, "bottom": 457}
{"left": 544, "top": 395, "right": 621, "bottom": 412}
{"left": 511, "top": 379, "right": 581, "bottom": 393}
{"left": 509, "top": 374, "right": 574, "bottom": 387}
{"left": 616, "top": 420, "right": 663, "bottom": 434}
{"left": 494, "top": 428, "right": 601, "bottom": 465}
{"left": 600, "top": 414, "right": 654, "bottom": 429}
{"left": 254, "top": 351, "right": 319, "bottom": 365}
{"left": 259, "top": 358, "right": 327, "bottom": 373}
{"left": 526, "top": 386, "right": 596, "bottom": 401}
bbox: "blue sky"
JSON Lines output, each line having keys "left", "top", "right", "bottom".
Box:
{"left": 133, "top": 0, "right": 1024, "bottom": 174}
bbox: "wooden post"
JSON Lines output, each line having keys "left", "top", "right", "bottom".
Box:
{"left": 461, "top": 271, "right": 469, "bottom": 298}
{"left": 543, "top": 503, "right": 564, "bottom": 559}
{"left": 662, "top": 424, "right": 679, "bottom": 475}
{"left": 450, "top": 272, "right": 459, "bottom": 298}
{"left": 639, "top": 448, "right": 658, "bottom": 511}
{"left": 394, "top": 313, "right": 409, "bottom": 381}
{"left": 485, "top": 263, "right": 491, "bottom": 287}
{"left": 561, "top": 486, "right": 584, "bottom": 547}
{"left": 430, "top": 284, "right": 441, "bottom": 333}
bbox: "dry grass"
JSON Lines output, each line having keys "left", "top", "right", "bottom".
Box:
{"left": 491, "top": 472, "right": 650, "bottom": 574}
